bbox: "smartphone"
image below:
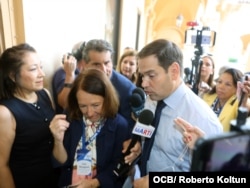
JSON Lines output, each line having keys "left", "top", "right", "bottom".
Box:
{"left": 239, "top": 75, "right": 249, "bottom": 106}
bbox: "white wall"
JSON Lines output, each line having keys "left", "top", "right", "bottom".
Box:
{"left": 22, "top": 0, "right": 107, "bottom": 90}
{"left": 119, "top": 0, "right": 145, "bottom": 57}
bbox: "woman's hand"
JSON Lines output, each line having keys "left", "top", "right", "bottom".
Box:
{"left": 237, "top": 77, "right": 250, "bottom": 110}
{"left": 49, "top": 114, "right": 69, "bottom": 143}
{"left": 199, "top": 81, "right": 211, "bottom": 93}
{"left": 122, "top": 139, "right": 141, "bottom": 165}
{"left": 174, "top": 117, "right": 205, "bottom": 149}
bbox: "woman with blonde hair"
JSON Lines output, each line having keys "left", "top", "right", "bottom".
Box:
{"left": 116, "top": 49, "right": 138, "bottom": 84}
{"left": 192, "top": 55, "right": 216, "bottom": 97}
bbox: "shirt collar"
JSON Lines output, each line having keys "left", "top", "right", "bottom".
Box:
{"left": 164, "top": 81, "right": 187, "bottom": 110}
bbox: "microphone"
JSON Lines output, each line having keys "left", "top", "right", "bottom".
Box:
{"left": 132, "top": 87, "right": 146, "bottom": 98}
{"left": 130, "top": 87, "right": 146, "bottom": 118}
{"left": 184, "top": 67, "right": 191, "bottom": 83}
{"left": 113, "top": 109, "right": 154, "bottom": 177}
{"left": 184, "top": 67, "right": 191, "bottom": 76}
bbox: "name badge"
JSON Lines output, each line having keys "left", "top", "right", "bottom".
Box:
{"left": 77, "top": 150, "right": 92, "bottom": 176}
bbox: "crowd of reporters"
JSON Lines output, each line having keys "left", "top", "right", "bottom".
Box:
{"left": 0, "top": 38, "right": 250, "bottom": 188}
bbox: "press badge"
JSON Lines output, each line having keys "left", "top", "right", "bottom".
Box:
{"left": 76, "top": 149, "right": 92, "bottom": 176}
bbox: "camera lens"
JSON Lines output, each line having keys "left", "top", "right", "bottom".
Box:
{"left": 62, "top": 53, "right": 72, "bottom": 64}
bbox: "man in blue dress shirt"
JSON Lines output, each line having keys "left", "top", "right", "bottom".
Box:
{"left": 133, "top": 39, "right": 223, "bottom": 188}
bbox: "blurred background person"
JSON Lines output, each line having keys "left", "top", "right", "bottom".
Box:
{"left": 50, "top": 69, "right": 131, "bottom": 188}
{"left": 202, "top": 68, "right": 250, "bottom": 132}
{"left": 52, "top": 41, "right": 86, "bottom": 114}
{"left": 215, "top": 65, "right": 231, "bottom": 81}
{"left": 0, "top": 43, "right": 59, "bottom": 188}
{"left": 116, "top": 49, "right": 138, "bottom": 84}
{"left": 192, "top": 55, "right": 216, "bottom": 97}
{"left": 123, "top": 46, "right": 134, "bottom": 52}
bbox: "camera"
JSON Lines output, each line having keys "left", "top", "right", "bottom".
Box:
{"left": 190, "top": 107, "right": 250, "bottom": 171}
{"left": 185, "top": 22, "right": 217, "bottom": 92}
{"left": 61, "top": 53, "right": 72, "bottom": 64}
{"left": 191, "top": 130, "right": 250, "bottom": 171}
{"left": 184, "top": 22, "right": 216, "bottom": 47}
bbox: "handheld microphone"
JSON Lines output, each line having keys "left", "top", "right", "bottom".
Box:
{"left": 132, "top": 87, "right": 146, "bottom": 98}
{"left": 130, "top": 87, "right": 146, "bottom": 118}
{"left": 113, "top": 109, "right": 154, "bottom": 177}
{"left": 184, "top": 67, "right": 191, "bottom": 83}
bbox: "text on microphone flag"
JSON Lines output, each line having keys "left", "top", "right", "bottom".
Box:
{"left": 132, "top": 122, "right": 155, "bottom": 138}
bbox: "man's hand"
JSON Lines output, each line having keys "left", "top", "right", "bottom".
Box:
{"left": 62, "top": 53, "right": 77, "bottom": 76}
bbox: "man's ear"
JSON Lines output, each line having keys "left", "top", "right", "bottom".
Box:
{"left": 169, "top": 62, "right": 180, "bottom": 80}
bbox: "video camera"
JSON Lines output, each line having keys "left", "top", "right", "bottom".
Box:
{"left": 184, "top": 21, "right": 216, "bottom": 48}
{"left": 184, "top": 22, "right": 216, "bottom": 92}
{"left": 191, "top": 107, "right": 250, "bottom": 171}
{"left": 61, "top": 41, "right": 86, "bottom": 64}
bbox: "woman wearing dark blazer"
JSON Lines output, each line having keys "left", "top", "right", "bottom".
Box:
{"left": 50, "top": 69, "right": 130, "bottom": 188}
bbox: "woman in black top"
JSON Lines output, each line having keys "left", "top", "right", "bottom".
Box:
{"left": 0, "top": 43, "right": 59, "bottom": 188}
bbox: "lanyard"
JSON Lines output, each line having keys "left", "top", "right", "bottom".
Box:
{"left": 211, "top": 98, "right": 222, "bottom": 116}
{"left": 83, "top": 119, "right": 105, "bottom": 147}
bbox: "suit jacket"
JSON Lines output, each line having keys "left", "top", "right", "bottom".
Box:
{"left": 56, "top": 114, "right": 130, "bottom": 188}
